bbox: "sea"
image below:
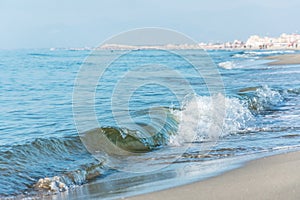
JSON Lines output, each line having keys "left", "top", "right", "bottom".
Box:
{"left": 0, "top": 48, "right": 299, "bottom": 199}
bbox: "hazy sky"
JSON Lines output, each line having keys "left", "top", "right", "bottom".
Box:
{"left": 1, "top": 0, "right": 300, "bottom": 49}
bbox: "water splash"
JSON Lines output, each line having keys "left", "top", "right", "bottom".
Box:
{"left": 170, "top": 94, "right": 254, "bottom": 145}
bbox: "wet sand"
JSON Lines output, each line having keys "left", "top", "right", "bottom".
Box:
{"left": 125, "top": 151, "right": 300, "bottom": 200}
{"left": 266, "top": 54, "right": 300, "bottom": 65}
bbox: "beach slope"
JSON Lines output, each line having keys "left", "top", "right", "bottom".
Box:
{"left": 266, "top": 54, "right": 300, "bottom": 65}
{"left": 126, "top": 151, "right": 300, "bottom": 200}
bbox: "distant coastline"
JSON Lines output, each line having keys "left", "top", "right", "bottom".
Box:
{"left": 51, "top": 33, "right": 300, "bottom": 51}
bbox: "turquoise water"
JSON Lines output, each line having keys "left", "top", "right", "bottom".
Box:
{"left": 0, "top": 49, "right": 300, "bottom": 198}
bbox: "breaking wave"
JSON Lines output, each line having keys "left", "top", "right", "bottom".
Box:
{"left": 2, "top": 87, "right": 293, "bottom": 196}
{"left": 244, "top": 50, "right": 295, "bottom": 56}
{"left": 232, "top": 50, "right": 296, "bottom": 58}
{"left": 241, "top": 85, "right": 284, "bottom": 113}
{"left": 82, "top": 95, "right": 254, "bottom": 149}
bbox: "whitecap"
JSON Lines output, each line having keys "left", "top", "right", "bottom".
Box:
{"left": 218, "top": 61, "right": 236, "bottom": 69}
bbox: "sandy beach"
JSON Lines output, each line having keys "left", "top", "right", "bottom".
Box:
{"left": 266, "top": 54, "right": 300, "bottom": 65}
{"left": 125, "top": 151, "right": 300, "bottom": 200}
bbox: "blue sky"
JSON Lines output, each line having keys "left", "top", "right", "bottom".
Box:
{"left": 1, "top": 0, "right": 300, "bottom": 49}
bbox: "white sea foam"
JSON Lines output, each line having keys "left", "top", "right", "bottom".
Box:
{"left": 232, "top": 53, "right": 253, "bottom": 58}
{"left": 245, "top": 50, "right": 295, "bottom": 56}
{"left": 170, "top": 94, "right": 254, "bottom": 145}
{"left": 218, "top": 61, "right": 236, "bottom": 69}
{"left": 34, "top": 162, "right": 104, "bottom": 193}
{"left": 233, "top": 50, "right": 295, "bottom": 58}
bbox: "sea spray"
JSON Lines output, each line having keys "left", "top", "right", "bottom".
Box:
{"left": 170, "top": 94, "right": 254, "bottom": 145}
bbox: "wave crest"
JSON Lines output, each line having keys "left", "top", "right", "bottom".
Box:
{"left": 247, "top": 85, "right": 284, "bottom": 112}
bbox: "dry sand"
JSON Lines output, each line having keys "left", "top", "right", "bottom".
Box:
{"left": 125, "top": 151, "right": 300, "bottom": 200}
{"left": 266, "top": 54, "right": 300, "bottom": 65}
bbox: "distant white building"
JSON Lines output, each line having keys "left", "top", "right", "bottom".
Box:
{"left": 245, "top": 33, "right": 300, "bottom": 49}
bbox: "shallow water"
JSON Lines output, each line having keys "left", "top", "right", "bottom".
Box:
{"left": 0, "top": 49, "right": 300, "bottom": 198}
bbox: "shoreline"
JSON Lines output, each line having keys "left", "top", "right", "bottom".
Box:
{"left": 125, "top": 150, "right": 300, "bottom": 200}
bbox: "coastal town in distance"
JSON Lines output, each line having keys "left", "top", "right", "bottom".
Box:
{"left": 59, "top": 33, "right": 300, "bottom": 51}
{"left": 207, "top": 33, "right": 300, "bottom": 50}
